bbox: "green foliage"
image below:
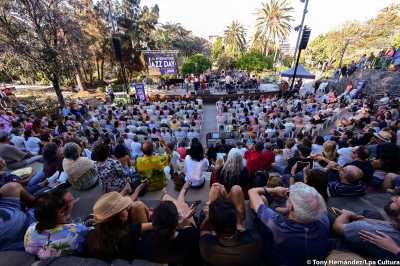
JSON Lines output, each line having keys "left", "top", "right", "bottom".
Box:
{"left": 181, "top": 54, "right": 211, "bottom": 75}
{"left": 252, "top": 0, "right": 294, "bottom": 55}
{"left": 305, "top": 3, "right": 400, "bottom": 69}
{"left": 0, "top": 0, "right": 85, "bottom": 106}
{"left": 211, "top": 37, "right": 224, "bottom": 63}
{"left": 392, "top": 34, "right": 400, "bottom": 48}
{"left": 0, "top": 0, "right": 210, "bottom": 98}
{"left": 224, "top": 21, "right": 247, "bottom": 59}
{"left": 19, "top": 97, "right": 59, "bottom": 117}
{"left": 215, "top": 53, "right": 237, "bottom": 70}
{"left": 153, "top": 23, "right": 210, "bottom": 57}
{"left": 281, "top": 55, "right": 293, "bottom": 67}
{"left": 237, "top": 51, "right": 273, "bottom": 72}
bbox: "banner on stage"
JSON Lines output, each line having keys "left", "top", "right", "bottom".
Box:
{"left": 145, "top": 53, "right": 177, "bottom": 75}
{"left": 132, "top": 83, "right": 147, "bottom": 103}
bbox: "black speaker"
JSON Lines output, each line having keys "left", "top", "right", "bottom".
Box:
{"left": 299, "top": 27, "right": 312, "bottom": 50}
{"left": 112, "top": 35, "right": 123, "bottom": 61}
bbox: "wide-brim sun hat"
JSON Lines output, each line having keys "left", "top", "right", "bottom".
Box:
{"left": 373, "top": 131, "right": 392, "bottom": 143}
{"left": 93, "top": 192, "right": 133, "bottom": 223}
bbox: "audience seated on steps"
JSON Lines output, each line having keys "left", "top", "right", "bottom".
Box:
{"left": 0, "top": 182, "right": 35, "bottom": 251}
{"left": 327, "top": 165, "right": 366, "bottom": 197}
{"left": 184, "top": 139, "right": 209, "bottom": 189}
{"left": 62, "top": 142, "right": 98, "bottom": 191}
{"left": 24, "top": 189, "right": 88, "bottom": 259}
{"left": 200, "top": 183, "right": 263, "bottom": 266}
{"left": 215, "top": 149, "right": 250, "bottom": 193}
{"left": 84, "top": 189, "right": 150, "bottom": 262}
{"left": 0, "top": 158, "right": 37, "bottom": 193}
{"left": 26, "top": 142, "right": 65, "bottom": 195}
{"left": 333, "top": 195, "right": 400, "bottom": 260}
{"left": 135, "top": 182, "right": 201, "bottom": 266}
{"left": 135, "top": 139, "right": 171, "bottom": 192}
{"left": 249, "top": 182, "right": 329, "bottom": 266}
{"left": 0, "top": 91, "right": 400, "bottom": 265}
{"left": 0, "top": 131, "right": 42, "bottom": 170}
{"left": 92, "top": 141, "right": 132, "bottom": 195}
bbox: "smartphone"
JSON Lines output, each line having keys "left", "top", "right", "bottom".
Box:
{"left": 329, "top": 207, "right": 342, "bottom": 217}
{"left": 297, "top": 161, "right": 311, "bottom": 169}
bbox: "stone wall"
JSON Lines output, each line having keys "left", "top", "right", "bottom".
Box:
{"left": 349, "top": 70, "right": 400, "bottom": 98}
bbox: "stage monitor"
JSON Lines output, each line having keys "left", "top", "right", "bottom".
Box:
{"left": 144, "top": 51, "right": 178, "bottom": 76}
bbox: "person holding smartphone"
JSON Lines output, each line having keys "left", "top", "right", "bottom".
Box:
{"left": 286, "top": 144, "right": 313, "bottom": 184}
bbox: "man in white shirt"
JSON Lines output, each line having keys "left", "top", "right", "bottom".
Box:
{"left": 337, "top": 146, "right": 354, "bottom": 166}
{"left": 10, "top": 129, "right": 25, "bottom": 151}
{"left": 187, "top": 129, "right": 199, "bottom": 141}
{"left": 130, "top": 135, "right": 143, "bottom": 158}
{"left": 175, "top": 128, "right": 187, "bottom": 140}
{"left": 123, "top": 133, "right": 133, "bottom": 153}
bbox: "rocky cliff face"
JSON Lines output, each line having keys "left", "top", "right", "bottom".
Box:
{"left": 349, "top": 70, "right": 400, "bottom": 98}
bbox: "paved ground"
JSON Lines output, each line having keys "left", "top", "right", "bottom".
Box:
{"left": 201, "top": 104, "right": 218, "bottom": 144}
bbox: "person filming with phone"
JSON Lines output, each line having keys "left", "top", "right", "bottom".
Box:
{"left": 286, "top": 144, "right": 314, "bottom": 184}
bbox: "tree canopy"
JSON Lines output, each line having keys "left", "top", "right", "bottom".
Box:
{"left": 237, "top": 51, "right": 273, "bottom": 72}
{"left": 181, "top": 54, "right": 211, "bottom": 75}
{"left": 224, "top": 21, "right": 247, "bottom": 59}
{"left": 305, "top": 3, "right": 400, "bottom": 70}
{"left": 0, "top": 0, "right": 85, "bottom": 106}
{"left": 0, "top": 0, "right": 210, "bottom": 106}
{"left": 253, "top": 0, "right": 294, "bottom": 55}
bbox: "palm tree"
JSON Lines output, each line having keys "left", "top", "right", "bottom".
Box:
{"left": 253, "top": 0, "right": 294, "bottom": 55}
{"left": 224, "top": 21, "right": 247, "bottom": 59}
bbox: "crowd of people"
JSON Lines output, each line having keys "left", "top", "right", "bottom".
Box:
{"left": 333, "top": 46, "right": 400, "bottom": 80}
{"left": 0, "top": 81, "right": 399, "bottom": 266}
{"left": 215, "top": 91, "right": 343, "bottom": 142}
{"left": 180, "top": 70, "right": 260, "bottom": 95}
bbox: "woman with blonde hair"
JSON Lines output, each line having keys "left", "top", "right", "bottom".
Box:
{"left": 323, "top": 141, "right": 338, "bottom": 162}
{"left": 313, "top": 140, "right": 338, "bottom": 168}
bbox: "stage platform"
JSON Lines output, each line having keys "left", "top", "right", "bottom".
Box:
{"left": 142, "top": 87, "right": 280, "bottom": 103}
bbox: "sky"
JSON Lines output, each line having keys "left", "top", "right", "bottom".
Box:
{"left": 141, "top": 0, "right": 397, "bottom": 47}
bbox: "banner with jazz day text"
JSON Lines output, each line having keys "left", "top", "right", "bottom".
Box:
{"left": 146, "top": 53, "right": 177, "bottom": 75}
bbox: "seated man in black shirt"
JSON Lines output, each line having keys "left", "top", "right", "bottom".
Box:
{"left": 328, "top": 165, "right": 366, "bottom": 197}
{"left": 286, "top": 144, "right": 313, "bottom": 184}
{"left": 200, "top": 184, "right": 263, "bottom": 266}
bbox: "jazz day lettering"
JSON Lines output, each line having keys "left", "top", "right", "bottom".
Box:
{"left": 145, "top": 53, "right": 178, "bottom": 74}
{"left": 148, "top": 58, "right": 176, "bottom": 68}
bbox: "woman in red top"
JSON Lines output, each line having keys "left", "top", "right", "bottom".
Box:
{"left": 176, "top": 142, "right": 187, "bottom": 160}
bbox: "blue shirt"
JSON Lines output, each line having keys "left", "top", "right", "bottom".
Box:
{"left": 344, "top": 220, "right": 400, "bottom": 259}
{"left": 0, "top": 197, "right": 35, "bottom": 251}
{"left": 328, "top": 181, "right": 366, "bottom": 197}
{"left": 257, "top": 204, "right": 330, "bottom": 266}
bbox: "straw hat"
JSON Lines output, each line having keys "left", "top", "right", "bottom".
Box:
{"left": 93, "top": 192, "right": 133, "bottom": 223}
{"left": 373, "top": 131, "right": 392, "bottom": 143}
